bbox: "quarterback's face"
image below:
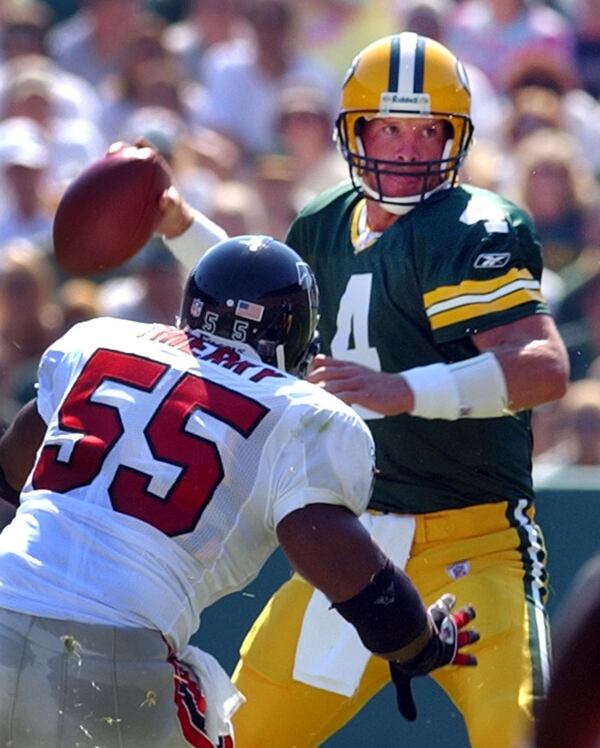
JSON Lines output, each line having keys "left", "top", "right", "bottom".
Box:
{"left": 361, "top": 117, "right": 449, "bottom": 196}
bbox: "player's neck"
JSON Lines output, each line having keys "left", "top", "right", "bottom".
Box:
{"left": 365, "top": 200, "right": 400, "bottom": 232}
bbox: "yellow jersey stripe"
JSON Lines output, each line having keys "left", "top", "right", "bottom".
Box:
{"left": 423, "top": 267, "right": 534, "bottom": 307}
{"left": 429, "top": 288, "right": 544, "bottom": 330}
{"left": 427, "top": 278, "right": 541, "bottom": 317}
{"left": 350, "top": 199, "right": 383, "bottom": 254}
{"left": 350, "top": 198, "right": 364, "bottom": 245}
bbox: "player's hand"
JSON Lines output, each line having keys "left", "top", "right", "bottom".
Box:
{"left": 155, "top": 185, "right": 195, "bottom": 239}
{"left": 389, "top": 594, "right": 479, "bottom": 721}
{"left": 306, "top": 355, "right": 415, "bottom": 415}
{"left": 104, "top": 140, "right": 193, "bottom": 240}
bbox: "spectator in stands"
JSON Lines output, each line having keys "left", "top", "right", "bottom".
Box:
{"left": 0, "top": 240, "right": 61, "bottom": 422}
{"left": 200, "top": 0, "right": 337, "bottom": 160}
{"left": 183, "top": 124, "right": 244, "bottom": 182}
{"left": 0, "top": 0, "right": 102, "bottom": 123}
{"left": 0, "top": 61, "right": 106, "bottom": 189}
{"left": 507, "top": 128, "right": 600, "bottom": 275}
{"left": 275, "top": 85, "right": 347, "bottom": 211}
{"left": 100, "top": 237, "right": 183, "bottom": 325}
{"left": 98, "top": 17, "right": 204, "bottom": 143}
{"left": 501, "top": 51, "right": 600, "bottom": 178}
{"left": 209, "top": 180, "right": 269, "bottom": 237}
{"left": 530, "top": 399, "right": 567, "bottom": 463}
{"left": 0, "top": 0, "right": 54, "bottom": 63}
{"left": 503, "top": 86, "right": 565, "bottom": 147}
{"left": 445, "top": 0, "right": 576, "bottom": 95}
{"left": 57, "top": 276, "right": 102, "bottom": 333}
{"left": 461, "top": 138, "right": 505, "bottom": 192}
{"left": 163, "top": 0, "right": 248, "bottom": 82}
{"left": 0, "top": 53, "right": 101, "bottom": 124}
{"left": 555, "top": 261, "right": 600, "bottom": 381}
{"left": 253, "top": 154, "right": 298, "bottom": 241}
{"left": 534, "top": 379, "right": 600, "bottom": 467}
{"left": 296, "top": 0, "right": 396, "bottom": 78}
{"left": 0, "top": 116, "right": 56, "bottom": 248}
{"left": 569, "top": 0, "right": 600, "bottom": 99}
{"left": 48, "top": 0, "right": 146, "bottom": 87}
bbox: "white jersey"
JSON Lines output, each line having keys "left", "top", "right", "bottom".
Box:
{"left": 0, "top": 317, "right": 375, "bottom": 653}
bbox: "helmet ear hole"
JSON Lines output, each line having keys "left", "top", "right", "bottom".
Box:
{"left": 354, "top": 117, "right": 367, "bottom": 138}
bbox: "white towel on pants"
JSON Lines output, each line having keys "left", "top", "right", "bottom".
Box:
{"left": 293, "top": 512, "right": 416, "bottom": 696}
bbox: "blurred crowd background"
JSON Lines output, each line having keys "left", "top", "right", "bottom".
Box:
{"left": 0, "top": 0, "right": 599, "bottom": 470}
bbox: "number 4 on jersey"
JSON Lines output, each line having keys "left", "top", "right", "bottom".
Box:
{"left": 331, "top": 274, "right": 383, "bottom": 420}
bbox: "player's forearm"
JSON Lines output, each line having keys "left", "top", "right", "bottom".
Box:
{"left": 492, "top": 339, "right": 569, "bottom": 411}
{"left": 401, "top": 353, "right": 509, "bottom": 419}
{"left": 0, "top": 400, "right": 45, "bottom": 495}
{"left": 0, "top": 496, "right": 16, "bottom": 529}
{"left": 472, "top": 315, "right": 569, "bottom": 411}
{"left": 403, "top": 338, "right": 568, "bottom": 419}
{"left": 163, "top": 208, "right": 228, "bottom": 273}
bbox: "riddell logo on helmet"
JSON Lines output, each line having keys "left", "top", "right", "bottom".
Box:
{"left": 380, "top": 92, "right": 431, "bottom": 114}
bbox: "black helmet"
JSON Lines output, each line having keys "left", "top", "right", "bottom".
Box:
{"left": 179, "top": 235, "right": 320, "bottom": 377}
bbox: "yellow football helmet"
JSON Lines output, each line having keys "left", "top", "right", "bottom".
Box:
{"left": 336, "top": 32, "right": 474, "bottom": 209}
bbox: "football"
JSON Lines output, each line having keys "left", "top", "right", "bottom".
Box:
{"left": 53, "top": 144, "right": 171, "bottom": 275}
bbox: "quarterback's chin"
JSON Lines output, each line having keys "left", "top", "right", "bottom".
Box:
{"left": 369, "top": 175, "right": 427, "bottom": 199}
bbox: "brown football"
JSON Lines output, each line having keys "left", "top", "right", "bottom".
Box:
{"left": 53, "top": 144, "right": 171, "bottom": 275}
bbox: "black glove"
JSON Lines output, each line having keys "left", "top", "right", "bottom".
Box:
{"left": 389, "top": 593, "right": 479, "bottom": 721}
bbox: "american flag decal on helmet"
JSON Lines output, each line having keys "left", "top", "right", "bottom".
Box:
{"left": 236, "top": 299, "right": 264, "bottom": 322}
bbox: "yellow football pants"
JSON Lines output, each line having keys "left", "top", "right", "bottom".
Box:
{"left": 232, "top": 500, "right": 550, "bottom": 748}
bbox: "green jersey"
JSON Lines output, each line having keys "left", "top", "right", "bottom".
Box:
{"left": 286, "top": 182, "right": 549, "bottom": 513}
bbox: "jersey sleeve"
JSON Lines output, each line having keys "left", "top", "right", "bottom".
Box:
{"left": 268, "top": 397, "right": 376, "bottom": 529}
{"left": 36, "top": 323, "right": 88, "bottom": 423}
{"left": 420, "top": 194, "right": 550, "bottom": 344}
{"left": 36, "top": 318, "right": 126, "bottom": 423}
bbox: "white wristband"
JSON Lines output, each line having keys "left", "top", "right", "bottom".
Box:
{"left": 401, "top": 363, "right": 461, "bottom": 420}
{"left": 163, "top": 209, "right": 228, "bottom": 273}
{"left": 448, "top": 352, "right": 510, "bottom": 418}
{"left": 401, "top": 353, "right": 510, "bottom": 420}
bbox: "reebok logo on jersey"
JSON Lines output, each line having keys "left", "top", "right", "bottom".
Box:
{"left": 473, "top": 252, "right": 511, "bottom": 269}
